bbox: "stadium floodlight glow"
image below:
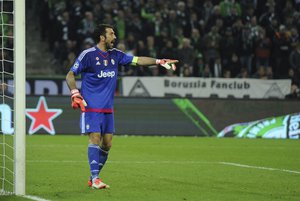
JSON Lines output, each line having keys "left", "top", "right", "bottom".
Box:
{"left": 0, "top": 0, "right": 25, "bottom": 196}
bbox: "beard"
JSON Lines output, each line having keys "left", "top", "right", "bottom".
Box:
{"left": 106, "top": 40, "right": 115, "bottom": 49}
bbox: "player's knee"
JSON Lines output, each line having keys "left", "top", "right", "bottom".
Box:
{"left": 89, "top": 133, "right": 101, "bottom": 145}
{"left": 102, "top": 141, "right": 112, "bottom": 151}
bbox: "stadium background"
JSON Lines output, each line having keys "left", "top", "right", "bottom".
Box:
{"left": 0, "top": 1, "right": 299, "bottom": 200}
{"left": 21, "top": 0, "right": 299, "bottom": 137}
{"left": 21, "top": 96, "right": 298, "bottom": 136}
{"left": 25, "top": 0, "right": 300, "bottom": 89}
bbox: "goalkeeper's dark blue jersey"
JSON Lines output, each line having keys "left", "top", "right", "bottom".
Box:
{"left": 70, "top": 46, "right": 133, "bottom": 113}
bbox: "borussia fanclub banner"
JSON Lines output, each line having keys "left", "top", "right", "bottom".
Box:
{"left": 217, "top": 113, "right": 300, "bottom": 139}
{"left": 122, "top": 77, "right": 291, "bottom": 99}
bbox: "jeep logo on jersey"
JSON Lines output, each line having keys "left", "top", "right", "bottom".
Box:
{"left": 97, "top": 70, "right": 115, "bottom": 78}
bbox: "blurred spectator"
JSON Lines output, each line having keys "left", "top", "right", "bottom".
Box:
{"left": 176, "top": 1, "right": 189, "bottom": 36}
{"left": 202, "top": 64, "right": 213, "bottom": 78}
{"left": 289, "top": 42, "right": 300, "bottom": 77}
{"left": 117, "top": 42, "right": 134, "bottom": 76}
{"left": 219, "top": 0, "right": 242, "bottom": 18}
{"left": 146, "top": 36, "right": 157, "bottom": 58}
{"left": 159, "top": 39, "right": 178, "bottom": 76}
{"left": 296, "top": 0, "right": 300, "bottom": 10}
{"left": 249, "top": 16, "right": 259, "bottom": 39}
{"left": 287, "top": 67, "right": 300, "bottom": 88}
{"left": 220, "top": 27, "right": 238, "bottom": 70}
{"left": 227, "top": 53, "right": 241, "bottom": 77}
{"left": 68, "top": 0, "right": 86, "bottom": 27}
{"left": 140, "top": 0, "right": 156, "bottom": 22}
{"left": 92, "top": 2, "right": 104, "bottom": 21}
{"left": 273, "top": 25, "right": 292, "bottom": 78}
{"left": 153, "top": 11, "right": 166, "bottom": 37}
{"left": 55, "top": 11, "right": 77, "bottom": 42}
{"left": 58, "top": 39, "right": 78, "bottom": 69}
{"left": 77, "top": 11, "right": 96, "bottom": 41}
{"left": 136, "top": 40, "right": 147, "bottom": 56}
{"left": 213, "top": 58, "right": 222, "bottom": 77}
{"left": 258, "top": 2, "right": 278, "bottom": 37}
{"left": 202, "top": 26, "right": 221, "bottom": 76}
{"left": 190, "top": 28, "right": 202, "bottom": 55}
{"left": 178, "top": 38, "right": 195, "bottom": 76}
{"left": 39, "top": 0, "right": 50, "bottom": 41}
{"left": 182, "top": 64, "right": 192, "bottom": 77}
{"left": 201, "top": 0, "right": 214, "bottom": 25}
{"left": 252, "top": 65, "right": 267, "bottom": 79}
{"left": 285, "top": 68, "right": 300, "bottom": 99}
{"left": 223, "top": 69, "right": 231, "bottom": 78}
{"left": 265, "top": 66, "right": 274, "bottom": 79}
{"left": 178, "top": 38, "right": 195, "bottom": 65}
{"left": 238, "top": 25, "right": 254, "bottom": 74}
{"left": 168, "top": 10, "right": 179, "bottom": 37}
{"left": 174, "top": 27, "right": 185, "bottom": 48}
{"left": 236, "top": 67, "right": 249, "bottom": 78}
{"left": 127, "top": 14, "right": 143, "bottom": 41}
{"left": 187, "top": 12, "right": 202, "bottom": 38}
{"left": 289, "top": 27, "right": 299, "bottom": 49}
{"left": 282, "top": 0, "right": 295, "bottom": 20}
{"left": 205, "top": 5, "right": 222, "bottom": 33}
{"left": 36, "top": 0, "right": 300, "bottom": 80}
{"left": 254, "top": 27, "right": 271, "bottom": 72}
{"left": 62, "top": 52, "right": 76, "bottom": 74}
{"left": 193, "top": 53, "right": 205, "bottom": 77}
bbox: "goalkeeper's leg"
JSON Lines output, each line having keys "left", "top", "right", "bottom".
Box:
{"left": 88, "top": 133, "right": 101, "bottom": 181}
{"left": 99, "top": 134, "right": 112, "bottom": 173}
{"left": 87, "top": 114, "right": 114, "bottom": 189}
{"left": 87, "top": 132, "right": 111, "bottom": 189}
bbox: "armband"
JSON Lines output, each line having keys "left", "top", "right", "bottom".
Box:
{"left": 131, "top": 56, "right": 138, "bottom": 66}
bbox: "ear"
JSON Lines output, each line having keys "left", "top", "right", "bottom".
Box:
{"left": 100, "top": 35, "right": 105, "bottom": 41}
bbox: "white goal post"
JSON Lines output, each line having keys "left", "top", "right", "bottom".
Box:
{"left": 0, "top": 0, "right": 25, "bottom": 196}
{"left": 14, "top": 0, "right": 26, "bottom": 196}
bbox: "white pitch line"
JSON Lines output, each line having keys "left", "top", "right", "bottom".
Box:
{"left": 218, "top": 162, "right": 300, "bottom": 174}
{"left": 26, "top": 160, "right": 300, "bottom": 175}
{"left": 22, "top": 195, "right": 51, "bottom": 201}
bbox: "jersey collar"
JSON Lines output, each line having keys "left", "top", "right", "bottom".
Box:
{"left": 95, "top": 46, "right": 109, "bottom": 58}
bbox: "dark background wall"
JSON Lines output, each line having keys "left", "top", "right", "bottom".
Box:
{"left": 19, "top": 96, "right": 299, "bottom": 136}
{"left": 192, "top": 99, "right": 300, "bottom": 131}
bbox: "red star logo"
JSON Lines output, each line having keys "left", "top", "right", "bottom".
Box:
{"left": 26, "top": 96, "right": 62, "bottom": 135}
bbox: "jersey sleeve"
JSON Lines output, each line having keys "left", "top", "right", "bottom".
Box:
{"left": 70, "top": 50, "right": 90, "bottom": 75}
{"left": 115, "top": 49, "right": 134, "bottom": 65}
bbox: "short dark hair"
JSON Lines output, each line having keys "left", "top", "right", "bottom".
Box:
{"left": 93, "top": 24, "right": 114, "bottom": 43}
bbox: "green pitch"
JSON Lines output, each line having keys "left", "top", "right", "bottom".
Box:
{"left": 1, "top": 135, "right": 300, "bottom": 201}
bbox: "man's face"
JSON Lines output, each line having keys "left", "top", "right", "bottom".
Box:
{"left": 104, "top": 28, "right": 116, "bottom": 49}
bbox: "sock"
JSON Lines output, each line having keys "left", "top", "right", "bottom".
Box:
{"left": 88, "top": 144, "right": 100, "bottom": 180}
{"left": 99, "top": 147, "right": 109, "bottom": 173}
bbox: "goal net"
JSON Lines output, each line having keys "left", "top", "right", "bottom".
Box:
{"left": 0, "top": 0, "right": 25, "bottom": 196}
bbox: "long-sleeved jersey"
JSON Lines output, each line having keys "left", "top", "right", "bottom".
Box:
{"left": 70, "top": 46, "right": 133, "bottom": 113}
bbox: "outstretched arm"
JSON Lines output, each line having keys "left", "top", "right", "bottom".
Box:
{"left": 135, "top": 57, "right": 178, "bottom": 70}
{"left": 135, "top": 57, "right": 157, "bottom": 66}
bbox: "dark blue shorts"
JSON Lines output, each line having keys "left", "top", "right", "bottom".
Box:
{"left": 80, "top": 112, "right": 115, "bottom": 135}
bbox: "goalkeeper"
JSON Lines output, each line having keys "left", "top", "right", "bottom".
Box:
{"left": 66, "top": 24, "right": 178, "bottom": 189}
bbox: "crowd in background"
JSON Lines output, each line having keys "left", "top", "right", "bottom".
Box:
{"left": 33, "top": 0, "right": 300, "bottom": 96}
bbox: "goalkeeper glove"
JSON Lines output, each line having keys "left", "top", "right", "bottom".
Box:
{"left": 156, "top": 59, "right": 178, "bottom": 71}
{"left": 71, "top": 89, "right": 87, "bottom": 112}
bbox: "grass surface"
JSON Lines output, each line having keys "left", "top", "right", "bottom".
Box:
{"left": 1, "top": 135, "right": 300, "bottom": 201}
